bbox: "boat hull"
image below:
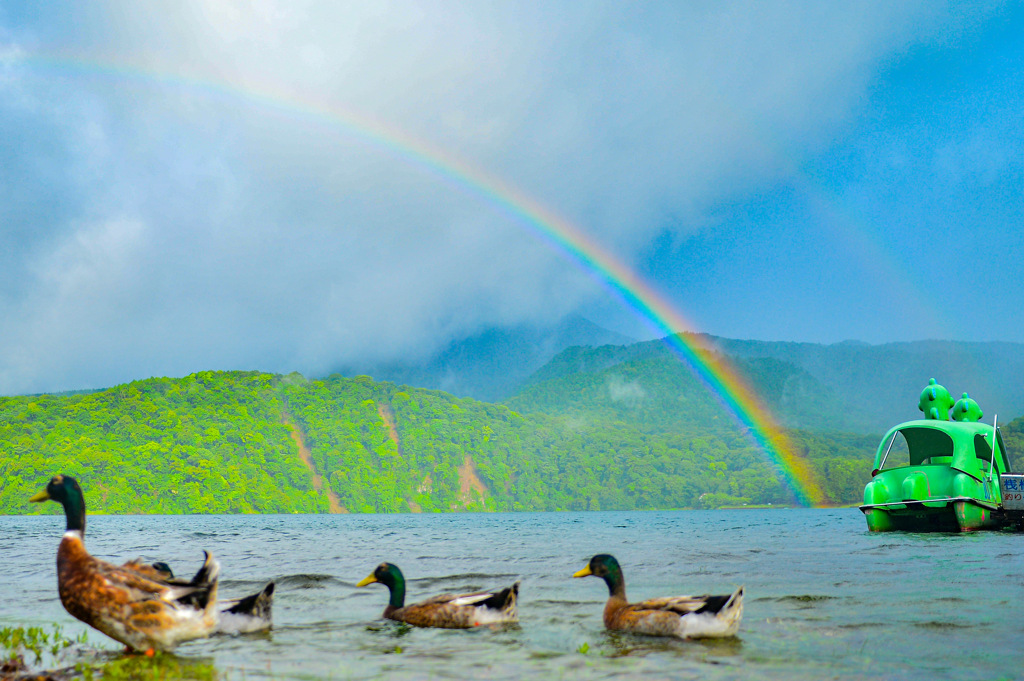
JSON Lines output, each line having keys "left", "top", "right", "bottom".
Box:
{"left": 860, "top": 497, "right": 1002, "bottom": 532}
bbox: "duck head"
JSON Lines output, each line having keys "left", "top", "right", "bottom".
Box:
{"left": 573, "top": 553, "right": 626, "bottom": 598}
{"left": 356, "top": 562, "right": 406, "bottom": 609}
{"left": 30, "top": 474, "right": 87, "bottom": 534}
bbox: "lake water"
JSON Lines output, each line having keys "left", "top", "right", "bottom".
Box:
{"left": 2, "top": 509, "right": 1022, "bottom": 680}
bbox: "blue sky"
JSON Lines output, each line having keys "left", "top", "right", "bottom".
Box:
{"left": 631, "top": 3, "right": 1024, "bottom": 344}
{"left": 1, "top": 1, "right": 1022, "bottom": 395}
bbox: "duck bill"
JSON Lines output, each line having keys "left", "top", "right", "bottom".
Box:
{"left": 355, "top": 574, "right": 378, "bottom": 587}
{"left": 29, "top": 490, "right": 50, "bottom": 503}
{"left": 572, "top": 565, "right": 592, "bottom": 578}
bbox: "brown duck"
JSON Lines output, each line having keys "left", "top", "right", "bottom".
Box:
{"left": 573, "top": 554, "right": 743, "bottom": 638}
{"left": 356, "top": 562, "right": 519, "bottom": 628}
{"left": 126, "top": 559, "right": 276, "bottom": 634}
{"left": 30, "top": 475, "right": 221, "bottom": 652}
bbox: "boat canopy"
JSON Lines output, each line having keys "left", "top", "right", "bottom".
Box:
{"left": 874, "top": 420, "right": 1011, "bottom": 478}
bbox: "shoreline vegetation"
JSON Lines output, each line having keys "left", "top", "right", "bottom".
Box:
{"left": 0, "top": 625, "right": 224, "bottom": 681}
{"left": 3, "top": 371, "right": 1023, "bottom": 516}
{"left": 2, "top": 505, "right": 810, "bottom": 518}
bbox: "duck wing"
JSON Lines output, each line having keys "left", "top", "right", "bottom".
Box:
{"left": 93, "top": 559, "right": 205, "bottom": 604}
{"left": 113, "top": 552, "right": 220, "bottom": 607}
{"left": 394, "top": 582, "right": 519, "bottom": 628}
{"left": 632, "top": 593, "right": 735, "bottom": 615}
{"left": 120, "top": 559, "right": 176, "bottom": 582}
{"left": 121, "top": 557, "right": 273, "bottom": 634}
{"left": 617, "top": 587, "right": 744, "bottom": 638}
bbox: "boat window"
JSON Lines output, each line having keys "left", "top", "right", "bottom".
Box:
{"left": 899, "top": 427, "right": 954, "bottom": 467}
{"left": 879, "top": 431, "right": 910, "bottom": 470}
{"left": 974, "top": 434, "right": 993, "bottom": 463}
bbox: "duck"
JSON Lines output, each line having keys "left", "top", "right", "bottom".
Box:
{"left": 573, "top": 554, "right": 743, "bottom": 638}
{"left": 213, "top": 582, "right": 275, "bottom": 634}
{"left": 356, "top": 562, "right": 519, "bottom": 628}
{"left": 126, "top": 559, "right": 275, "bottom": 634}
{"left": 29, "top": 474, "right": 222, "bottom": 652}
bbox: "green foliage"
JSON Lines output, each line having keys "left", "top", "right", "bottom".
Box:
{"left": 78, "top": 652, "right": 221, "bottom": 681}
{"left": 1000, "top": 415, "right": 1024, "bottom": 472}
{"left": 1, "top": 366, "right": 887, "bottom": 515}
{"left": 0, "top": 624, "right": 82, "bottom": 666}
{"left": 1, "top": 625, "right": 219, "bottom": 681}
{"left": 508, "top": 350, "right": 857, "bottom": 435}
{"left": 1, "top": 371, "right": 323, "bottom": 515}
{"left": 786, "top": 430, "right": 877, "bottom": 504}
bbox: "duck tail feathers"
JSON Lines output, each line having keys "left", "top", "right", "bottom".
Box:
{"left": 222, "top": 582, "right": 275, "bottom": 619}
{"left": 725, "top": 586, "right": 744, "bottom": 611}
{"left": 479, "top": 580, "right": 519, "bottom": 617}
{"left": 174, "top": 552, "right": 220, "bottom": 611}
{"left": 189, "top": 551, "right": 221, "bottom": 587}
{"left": 720, "top": 586, "right": 744, "bottom": 631}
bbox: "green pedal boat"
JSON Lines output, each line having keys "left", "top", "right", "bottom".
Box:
{"left": 860, "top": 379, "right": 1024, "bottom": 532}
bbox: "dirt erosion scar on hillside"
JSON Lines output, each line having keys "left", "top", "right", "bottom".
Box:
{"left": 378, "top": 402, "right": 487, "bottom": 511}
{"left": 282, "top": 414, "right": 346, "bottom": 513}
{"left": 377, "top": 404, "right": 403, "bottom": 456}
{"left": 457, "top": 455, "right": 488, "bottom": 508}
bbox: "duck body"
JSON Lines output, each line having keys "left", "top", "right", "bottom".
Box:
{"left": 382, "top": 586, "right": 520, "bottom": 629}
{"left": 602, "top": 589, "right": 744, "bottom": 638}
{"left": 56, "top": 533, "right": 220, "bottom": 651}
{"left": 357, "top": 562, "right": 519, "bottom": 629}
{"left": 125, "top": 560, "right": 275, "bottom": 634}
{"left": 31, "top": 475, "right": 221, "bottom": 652}
{"left": 215, "top": 582, "right": 275, "bottom": 634}
{"left": 575, "top": 554, "right": 743, "bottom": 639}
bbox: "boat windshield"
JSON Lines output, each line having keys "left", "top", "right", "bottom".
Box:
{"left": 878, "top": 427, "right": 954, "bottom": 470}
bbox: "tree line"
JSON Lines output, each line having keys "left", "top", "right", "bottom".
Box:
{"left": 4, "top": 369, "right": 1009, "bottom": 516}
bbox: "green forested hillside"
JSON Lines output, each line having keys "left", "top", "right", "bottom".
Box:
{"left": 0, "top": 371, "right": 324, "bottom": 514}
{"left": 507, "top": 351, "right": 853, "bottom": 433}
{"left": 998, "top": 416, "right": 1024, "bottom": 472}
{"left": 519, "top": 335, "right": 1024, "bottom": 435}
{"left": 1, "top": 369, "right": 876, "bottom": 515}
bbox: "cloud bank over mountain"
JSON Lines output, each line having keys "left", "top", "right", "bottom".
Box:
{"left": 1, "top": 1, "right": 1017, "bottom": 395}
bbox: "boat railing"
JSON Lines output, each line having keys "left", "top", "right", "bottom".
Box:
{"left": 873, "top": 431, "right": 900, "bottom": 476}
{"left": 986, "top": 415, "right": 998, "bottom": 482}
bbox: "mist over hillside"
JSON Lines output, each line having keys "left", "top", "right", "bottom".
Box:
{"left": 325, "top": 315, "right": 1024, "bottom": 436}
{"left": 333, "top": 315, "right": 634, "bottom": 402}
{"left": 510, "top": 333, "right": 1024, "bottom": 434}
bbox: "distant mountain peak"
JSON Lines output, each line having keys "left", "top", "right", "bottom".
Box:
{"left": 330, "top": 315, "right": 635, "bottom": 402}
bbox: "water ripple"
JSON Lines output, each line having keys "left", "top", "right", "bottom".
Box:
{"left": 5, "top": 509, "right": 1022, "bottom": 680}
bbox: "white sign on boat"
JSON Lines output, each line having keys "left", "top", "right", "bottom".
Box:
{"left": 999, "top": 474, "right": 1024, "bottom": 510}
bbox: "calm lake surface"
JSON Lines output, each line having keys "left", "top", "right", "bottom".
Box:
{"left": 3, "top": 509, "right": 1022, "bottom": 680}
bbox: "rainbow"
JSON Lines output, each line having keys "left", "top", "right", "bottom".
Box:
{"left": 15, "top": 51, "right": 825, "bottom": 505}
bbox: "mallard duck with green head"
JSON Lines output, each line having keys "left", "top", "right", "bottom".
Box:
{"left": 356, "top": 562, "right": 519, "bottom": 628}
{"left": 30, "top": 475, "right": 222, "bottom": 652}
{"left": 573, "top": 554, "right": 743, "bottom": 638}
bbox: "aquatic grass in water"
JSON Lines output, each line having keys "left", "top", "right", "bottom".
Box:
{"left": 0, "top": 624, "right": 81, "bottom": 666}
{"left": 0, "top": 626, "right": 221, "bottom": 681}
{"left": 2, "top": 509, "right": 1022, "bottom": 680}
{"left": 77, "top": 653, "right": 221, "bottom": 681}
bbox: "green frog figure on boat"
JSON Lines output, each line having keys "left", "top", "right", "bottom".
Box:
{"left": 860, "top": 379, "right": 1024, "bottom": 532}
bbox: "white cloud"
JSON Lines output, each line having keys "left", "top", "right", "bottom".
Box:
{"left": 0, "top": 1, "right": 1003, "bottom": 393}
{"left": 606, "top": 375, "right": 646, "bottom": 407}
